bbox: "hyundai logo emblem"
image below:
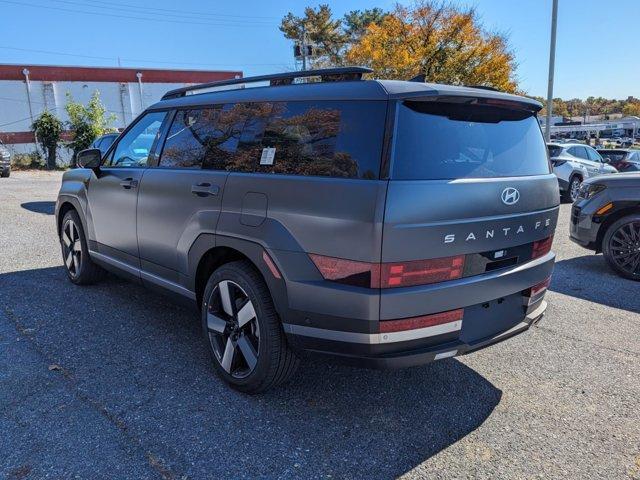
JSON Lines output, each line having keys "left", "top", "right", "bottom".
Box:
{"left": 501, "top": 187, "right": 520, "bottom": 205}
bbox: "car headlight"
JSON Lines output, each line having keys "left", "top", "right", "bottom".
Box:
{"left": 578, "top": 183, "right": 606, "bottom": 199}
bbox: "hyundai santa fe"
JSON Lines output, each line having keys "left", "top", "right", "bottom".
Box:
{"left": 56, "top": 67, "right": 558, "bottom": 393}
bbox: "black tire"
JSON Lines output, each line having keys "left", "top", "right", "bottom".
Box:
{"left": 60, "top": 210, "right": 105, "bottom": 285}
{"left": 562, "top": 175, "right": 582, "bottom": 202}
{"left": 201, "top": 260, "right": 299, "bottom": 393}
{"left": 602, "top": 214, "right": 640, "bottom": 281}
{"left": 1, "top": 167, "right": 9, "bottom": 178}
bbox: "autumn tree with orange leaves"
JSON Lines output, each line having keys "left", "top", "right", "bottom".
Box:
{"left": 281, "top": 1, "right": 518, "bottom": 92}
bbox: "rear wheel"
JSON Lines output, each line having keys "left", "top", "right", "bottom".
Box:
{"left": 1, "top": 167, "right": 9, "bottom": 178}
{"left": 602, "top": 214, "right": 640, "bottom": 281}
{"left": 562, "top": 175, "right": 582, "bottom": 202}
{"left": 60, "top": 210, "right": 105, "bottom": 284}
{"left": 202, "top": 260, "right": 299, "bottom": 393}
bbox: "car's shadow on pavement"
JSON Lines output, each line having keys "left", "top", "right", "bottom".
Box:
{"left": 1, "top": 266, "right": 502, "bottom": 479}
{"left": 550, "top": 255, "right": 639, "bottom": 313}
{"left": 20, "top": 201, "right": 55, "bottom": 215}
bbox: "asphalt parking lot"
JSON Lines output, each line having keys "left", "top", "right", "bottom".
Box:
{"left": 1, "top": 171, "right": 639, "bottom": 480}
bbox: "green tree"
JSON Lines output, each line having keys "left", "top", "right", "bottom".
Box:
{"left": 280, "top": 5, "right": 346, "bottom": 67}
{"left": 32, "top": 111, "right": 63, "bottom": 170}
{"left": 343, "top": 8, "right": 387, "bottom": 41}
{"left": 65, "top": 91, "right": 115, "bottom": 167}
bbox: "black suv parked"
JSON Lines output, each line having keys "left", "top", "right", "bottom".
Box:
{"left": 570, "top": 172, "right": 640, "bottom": 280}
{"left": 56, "top": 67, "right": 558, "bottom": 393}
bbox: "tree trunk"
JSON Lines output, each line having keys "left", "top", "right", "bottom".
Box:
{"left": 47, "top": 147, "right": 56, "bottom": 170}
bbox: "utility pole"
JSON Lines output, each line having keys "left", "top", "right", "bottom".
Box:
{"left": 301, "top": 23, "right": 307, "bottom": 71}
{"left": 545, "top": 0, "right": 559, "bottom": 142}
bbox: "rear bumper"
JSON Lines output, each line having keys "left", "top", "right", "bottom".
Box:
{"left": 287, "top": 300, "right": 547, "bottom": 369}
{"left": 281, "top": 251, "right": 555, "bottom": 369}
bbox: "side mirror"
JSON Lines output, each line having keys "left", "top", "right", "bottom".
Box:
{"left": 77, "top": 148, "right": 102, "bottom": 170}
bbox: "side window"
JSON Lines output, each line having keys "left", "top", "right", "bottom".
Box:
{"left": 105, "top": 112, "right": 166, "bottom": 167}
{"left": 100, "top": 135, "right": 116, "bottom": 154}
{"left": 568, "top": 146, "right": 587, "bottom": 160}
{"left": 586, "top": 147, "right": 602, "bottom": 162}
{"left": 256, "top": 101, "right": 385, "bottom": 179}
{"left": 159, "top": 105, "right": 251, "bottom": 170}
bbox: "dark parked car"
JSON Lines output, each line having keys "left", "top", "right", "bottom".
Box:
{"left": 597, "top": 149, "right": 640, "bottom": 172}
{"left": 90, "top": 133, "right": 119, "bottom": 155}
{"left": 570, "top": 173, "right": 640, "bottom": 280}
{"left": 0, "top": 140, "right": 11, "bottom": 177}
{"left": 55, "top": 67, "right": 558, "bottom": 393}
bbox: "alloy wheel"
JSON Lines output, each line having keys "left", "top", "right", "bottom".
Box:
{"left": 206, "top": 280, "right": 260, "bottom": 379}
{"left": 61, "top": 219, "right": 82, "bottom": 278}
{"left": 570, "top": 178, "right": 581, "bottom": 201}
{"left": 609, "top": 221, "right": 640, "bottom": 278}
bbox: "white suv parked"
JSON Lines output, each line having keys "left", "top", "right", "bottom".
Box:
{"left": 548, "top": 143, "right": 618, "bottom": 201}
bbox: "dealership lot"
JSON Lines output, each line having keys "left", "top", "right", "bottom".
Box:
{"left": 1, "top": 171, "right": 638, "bottom": 479}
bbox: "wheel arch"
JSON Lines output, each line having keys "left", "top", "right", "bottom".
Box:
{"left": 188, "top": 234, "right": 289, "bottom": 319}
{"left": 56, "top": 196, "right": 88, "bottom": 238}
{"left": 596, "top": 205, "right": 640, "bottom": 253}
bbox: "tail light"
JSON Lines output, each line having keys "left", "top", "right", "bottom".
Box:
{"left": 380, "top": 308, "right": 463, "bottom": 333}
{"left": 532, "top": 235, "right": 553, "bottom": 259}
{"left": 525, "top": 277, "right": 552, "bottom": 305}
{"left": 378, "top": 256, "right": 465, "bottom": 288}
{"left": 309, "top": 254, "right": 465, "bottom": 289}
{"left": 551, "top": 159, "right": 566, "bottom": 167}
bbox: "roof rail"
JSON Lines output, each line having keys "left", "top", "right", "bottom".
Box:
{"left": 161, "top": 66, "right": 373, "bottom": 100}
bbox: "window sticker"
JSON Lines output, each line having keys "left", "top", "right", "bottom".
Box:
{"left": 260, "top": 147, "right": 276, "bottom": 165}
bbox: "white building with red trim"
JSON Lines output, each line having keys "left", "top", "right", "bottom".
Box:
{"left": 0, "top": 64, "right": 241, "bottom": 162}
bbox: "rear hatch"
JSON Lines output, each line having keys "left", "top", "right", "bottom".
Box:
{"left": 380, "top": 96, "right": 558, "bottom": 327}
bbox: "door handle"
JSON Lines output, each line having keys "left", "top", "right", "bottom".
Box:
{"left": 120, "top": 178, "right": 138, "bottom": 189}
{"left": 191, "top": 182, "right": 220, "bottom": 197}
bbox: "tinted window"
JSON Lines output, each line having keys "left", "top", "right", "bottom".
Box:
{"left": 252, "top": 101, "right": 385, "bottom": 179}
{"left": 159, "top": 104, "right": 261, "bottom": 171}
{"left": 392, "top": 101, "right": 549, "bottom": 180}
{"left": 568, "top": 146, "right": 588, "bottom": 159}
{"left": 548, "top": 145, "right": 563, "bottom": 157}
{"left": 105, "top": 112, "right": 166, "bottom": 167}
{"left": 630, "top": 152, "right": 640, "bottom": 163}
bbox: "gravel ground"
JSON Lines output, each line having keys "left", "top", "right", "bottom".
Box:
{"left": 1, "top": 171, "right": 638, "bottom": 480}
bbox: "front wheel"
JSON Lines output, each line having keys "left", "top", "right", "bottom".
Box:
{"left": 60, "top": 210, "right": 105, "bottom": 284}
{"left": 202, "top": 260, "right": 299, "bottom": 393}
{"left": 602, "top": 215, "right": 640, "bottom": 281}
{"left": 563, "top": 176, "right": 582, "bottom": 202}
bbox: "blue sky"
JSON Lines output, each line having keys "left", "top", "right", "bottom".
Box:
{"left": 0, "top": 0, "right": 637, "bottom": 99}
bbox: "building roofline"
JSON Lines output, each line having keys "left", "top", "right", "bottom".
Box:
{"left": 0, "top": 63, "right": 242, "bottom": 84}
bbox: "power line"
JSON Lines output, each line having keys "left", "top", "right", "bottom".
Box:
{"left": 0, "top": 46, "right": 293, "bottom": 68}
{"left": 48, "top": 0, "right": 277, "bottom": 25}
{"left": 53, "top": 0, "right": 280, "bottom": 21}
{"left": 0, "top": 0, "right": 276, "bottom": 28}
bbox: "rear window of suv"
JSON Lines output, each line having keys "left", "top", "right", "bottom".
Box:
{"left": 392, "top": 101, "right": 550, "bottom": 180}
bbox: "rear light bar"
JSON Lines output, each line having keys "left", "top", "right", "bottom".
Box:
{"left": 532, "top": 235, "right": 553, "bottom": 259}
{"left": 526, "top": 277, "right": 552, "bottom": 306}
{"left": 309, "top": 254, "right": 465, "bottom": 289}
{"left": 380, "top": 309, "right": 463, "bottom": 333}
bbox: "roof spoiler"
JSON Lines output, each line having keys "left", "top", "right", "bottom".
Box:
{"left": 161, "top": 67, "right": 373, "bottom": 100}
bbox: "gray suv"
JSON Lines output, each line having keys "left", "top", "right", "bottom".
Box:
{"left": 56, "top": 67, "right": 558, "bottom": 393}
